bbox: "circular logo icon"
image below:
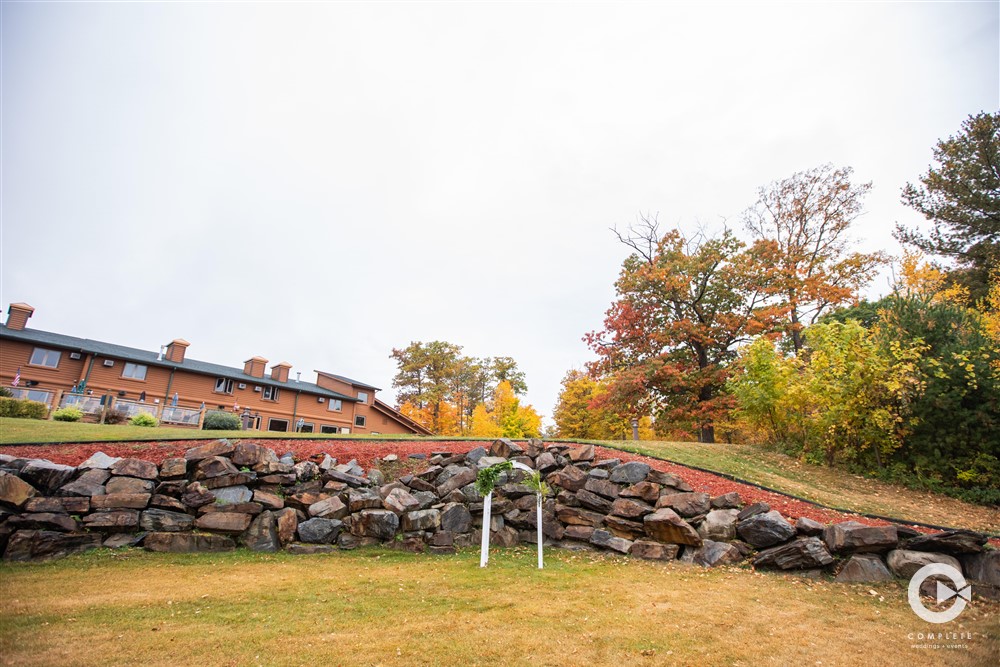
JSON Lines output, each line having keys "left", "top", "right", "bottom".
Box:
{"left": 908, "top": 563, "right": 971, "bottom": 624}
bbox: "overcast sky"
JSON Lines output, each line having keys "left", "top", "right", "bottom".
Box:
{"left": 1, "top": 1, "right": 997, "bottom": 428}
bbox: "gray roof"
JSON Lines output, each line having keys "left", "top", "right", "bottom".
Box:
{"left": 316, "top": 370, "right": 381, "bottom": 391}
{"left": 0, "top": 324, "right": 357, "bottom": 402}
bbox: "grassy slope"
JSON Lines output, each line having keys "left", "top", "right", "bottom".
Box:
{"left": 1, "top": 548, "right": 996, "bottom": 667}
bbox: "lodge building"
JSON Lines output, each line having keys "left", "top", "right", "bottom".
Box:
{"left": 0, "top": 302, "right": 431, "bottom": 435}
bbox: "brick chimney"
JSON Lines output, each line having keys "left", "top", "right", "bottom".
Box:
{"left": 5, "top": 303, "right": 34, "bottom": 331}
{"left": 165, "top": 339, "right": 190, "bottom": 363}
{"left": 244, "top": 356, "right": 268, "bottom": 378}
{"left": 271, "top": 362, "right": 292, "bottom": 383}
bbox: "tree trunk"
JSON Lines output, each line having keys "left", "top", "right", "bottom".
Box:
{"left": 700, "top": 423, "right": 715, "bottom": 444}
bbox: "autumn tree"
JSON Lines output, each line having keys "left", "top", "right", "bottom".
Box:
{"left": 553, "top": 369, "right": 653, "bottom": 439}
{"left": 390, "top": 342, "right": 530, "bottom": 435}
{"left": 469, "top": 380, "right": 542, "bottom": 438}
{"left": 743, "top": 164, "right": 886, "bottom": 353}
{"left": 586, "top": 219, "right": 782, "bottom": 443}
{"left": 390, "top": 341, "right": 463, "bottom": 434}
{"left": 896, "top": 111, "right": 1000, "bottom": 302}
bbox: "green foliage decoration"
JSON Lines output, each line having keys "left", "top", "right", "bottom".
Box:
{"left": 474, "top": 460, "right": 513, "bottom": 496}
{"left": 202, "top": 411, "right": 242, "bottom": 430}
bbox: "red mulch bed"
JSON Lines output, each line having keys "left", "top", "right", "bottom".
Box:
{"left": 0, "top": 439, "right": 980, "bottom": 539}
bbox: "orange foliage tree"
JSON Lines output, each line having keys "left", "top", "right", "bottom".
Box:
{"left": 585, "top": 219, "right": 783, "bottom": 443}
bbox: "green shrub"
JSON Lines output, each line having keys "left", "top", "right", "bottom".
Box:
{"left": 203, "top": 411, "right": 241, "bottom": 430}
{"left": 0, "top": 397, "right": 48, "bottom": 419}
{"left": 0, "top": 387, "right": 12, "bottom": 398}
{"left": 129, "top": 412, "right": 158, "bottom": 427}
{"left": 52, "top": 406, "right": 84, "bottom": 422}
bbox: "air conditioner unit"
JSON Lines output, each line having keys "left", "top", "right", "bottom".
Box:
{"left": 69, "top": 352, "right": 82, "bottom": 360}
{"left": 238, "top": 383, "right": 247, "bottom": 390}
{"left": 254, "top": 386, "right": 262, "bottom": 392}
{"left": 317, "top": 397, "right": 325, "bottom": 403}
{"left": 103, "top": 359, "right": 114, "bottom": 367}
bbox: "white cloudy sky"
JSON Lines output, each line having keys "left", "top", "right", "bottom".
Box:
{"left": 1, "top": 1, "right": 996, "bottom": 427}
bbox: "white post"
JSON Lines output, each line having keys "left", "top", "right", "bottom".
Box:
{"left": 536, "top": 491, "right": 544, "bottom": 569}
{"left": 479, "top": 491, "right": 493, "bottom": 568}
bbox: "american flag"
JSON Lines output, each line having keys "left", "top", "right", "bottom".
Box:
{"left": 11, "top": 367, "right": 20, "bottom": 387}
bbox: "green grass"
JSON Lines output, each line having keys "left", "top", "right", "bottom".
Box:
{"left": 0, "top": 417, "right": 444, "bottom": 444}
{"left": 1, "top": 547, "right": 996, "bottom": 666}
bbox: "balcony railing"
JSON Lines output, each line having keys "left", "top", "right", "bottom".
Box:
{"left": 160, "top": 405, "right": 201, "bottom": 426}
{"left": 60, "top": 393, "right": 103, "bottom": 414}
{"left": 9, "top": 388, "right": 53, "bottom": 406}
{"left": 114, "top": 400, "right": 159, "bottom": 419}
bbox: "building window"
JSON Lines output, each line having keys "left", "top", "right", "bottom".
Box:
{"left": 215, "top": 378, "right": 235, "bottom": 394}
{"left": 262, "top": 386, "right": 280, "bottom": 401}
{"left": 340, "top": 427, "right": 351, "bottom": 434}
{"left": 29, "top": 348, "right": 61, "bottom": 368}
{"left": 122, "top": 363, "right": 147, "bottom": 380}
{"left": 267, "top": 418, "right": 288, "bottom": 432}
{"left": 357, "top": 391, "right": 368, "bottom": 404}
{"left": 320, "top": 425, "right": 338, "bottom": 434}
{"left": 298, "top": 423, "right": 314, "bottom": 433}
{"left": 355, "top": 414, "right": 366, "bottom": 428}
{"left": 327, "top": 399, "right": 342, "bottom": 412}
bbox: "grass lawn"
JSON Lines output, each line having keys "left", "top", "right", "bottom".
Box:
{"left": 605, "top": 440, "right": 1000, "bottom": 535}
{"left": 1, "top": 547, "right": 996, "bottom": 667}
{"left": 0, "top": 418, "right": 432, "bottom": 445}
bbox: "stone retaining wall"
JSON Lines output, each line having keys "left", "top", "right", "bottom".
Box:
{"left": 1, "top": 439, "right": 996, "bottom": 597}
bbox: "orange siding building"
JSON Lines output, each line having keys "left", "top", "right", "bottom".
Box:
{"left": 0, "top": 302, "right": 431, "bottom": 436}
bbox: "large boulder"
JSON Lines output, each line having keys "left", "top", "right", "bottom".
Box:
{"left": 550, "top": 466, "right": 588, "bottom": 492}
{"left": 886, "top": 549, "right": 962, "bottom": 579}
{"left": 583, "top": 478, "right": 622, "bottom": 499}
{"left": 589, "top": 529, "right": 632, "bottom": 554}
{"left": 834, "top": 554, "right": 894, "bottom": 583}
{"left": 3, "top": 530, "right": 103, "bottom": 561}
{"left": 210, "top": 485, "right": 253, "bottom": 505}
{"left": 352, "top": 509, "right": 399, "bottom": 540}
{"left": 195, "top": 512, "right": 252, "bottom": 534}
{"left": 275, "top": 507, "right": 298, "bottom": 546}
{"left": 901, "top": 530, "right": 988, "bottom": 555}
{"left": 681, "top": 540, "right": 744, "bottom": 568}
{"left": 194, "top": 457, "right": 240, "bottom": 480}
{"left": 184, "top": 440, "right": 235, "bottom": 461}
{"left": 576, "top": 489, "right": 612, "bottom": 513}
{"left": 298, "top": 517, "right": 343, "bottom": 544}
{"left": 753, "top": 537, "right": 834, "bottom": 570}
{"left": 0, "top": 471, "right": 37, "bottom": 509}
{"left": 90, "top": 493, "right": 150, "bottom": 510}
{"left": 737, "top": 510, "right": 796, "bottom": 548}
{"left": 608, "top": 462, "right": 650, "bottom": 485}
{"left": 139, "top": 509, "right": 194, "bottom": 532}
{"left": 309, "top": 496, "right": 348, "bottom": 520}
{"left": 698, "top": 509, "right": 739, "bottom": 542}
{"left": 440, "top": 503, "right": 472, "bottom": 533}
{"left": 111, "top": 458, "right": 158, "bottom": 480}
{"left": 383, "top": 488, "right": 422, "bottom": 515}
{"left": 106, "top": 477, "right": 154, "bottom": 495}
{"left": 242, "top": 511, "right": 280, "bottom": 552}
{"left": 609, "top": 498, "right": 655, "bottom": 519}
{"left": 348, "top": 488, "right": 383, "bottom": 513}
{"left": 82, "top": 510, "right": 140, "bottom": 531}
{"left": 144, "top": 532, "right": 235, "bottom": 553}
{"left": 159, "top": 458, "right": 188, "bottom": 479}
{"left": 822, "top": 522, "right": 898, "bottom": 554}
{"left": 620, "top": 482, "right": 661, "bottom": 504}
{"left": 79, "top": 452, "right": 121, "bottom": 470}
{"left": 556, "top": 505, "right": 605, "bottom": 527}
{"left": 643, "top": 508, "right": 702, "bottom": 546}
{"left": 402, "top": 509, "right": 441, "bottom": 532}
{"left": 630, "top": 540, "right": 680, "bottom": 561}
{"left": 658, "top": 492, "right": 711, "bottom": 518}
{"left": 961, "top": 551, "right": 1000, "bottom": 587}
{"left": 20, "top": 460, "right": 76, "bottom": 494}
